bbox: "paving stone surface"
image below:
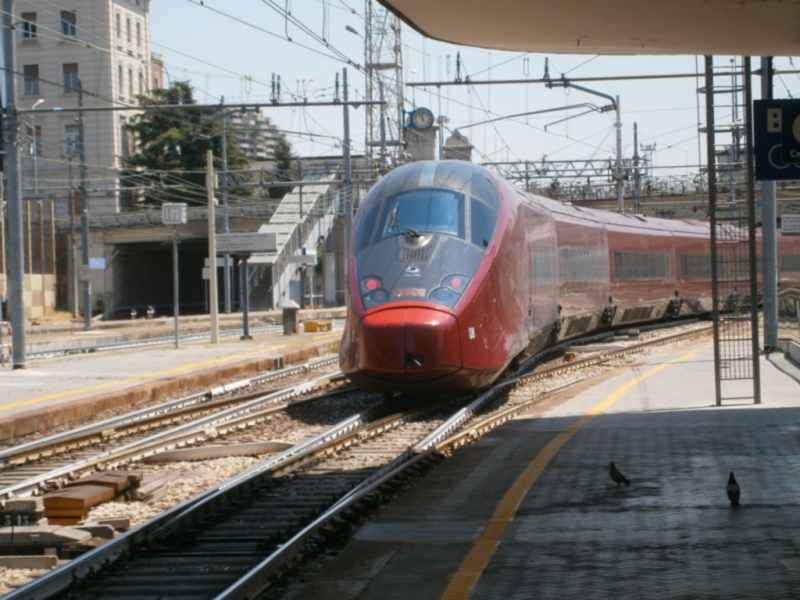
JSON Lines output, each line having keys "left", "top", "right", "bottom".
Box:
{"left": 294, "top": 345, "right": 800, "bottom": 600}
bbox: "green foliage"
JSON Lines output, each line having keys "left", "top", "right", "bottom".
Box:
{"left": 122, "top": 81, "right": 250, "bottom": 205}
{"left": 269, "top": 137, "right": 297, "bottom": 199}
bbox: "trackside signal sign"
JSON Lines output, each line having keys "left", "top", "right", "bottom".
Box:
{"left": 754, "top": 99, "right": 800, "bottom": 181}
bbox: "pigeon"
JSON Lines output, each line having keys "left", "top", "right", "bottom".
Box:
{"left": 726, "top": 472, "right": 740, "bottom": 507}
{"left": 609, "top": 462, "right": 630, "bottom": 488}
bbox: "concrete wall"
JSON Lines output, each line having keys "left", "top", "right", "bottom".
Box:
{"left": 23, "top": 274, "right": 56, "bottom": 318}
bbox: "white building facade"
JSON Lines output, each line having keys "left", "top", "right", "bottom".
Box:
{"left": 15, "top": 0, "right": 153, "bottom": 214}
{"left": 229, "top": 109, "right": 283, "bottom": 161}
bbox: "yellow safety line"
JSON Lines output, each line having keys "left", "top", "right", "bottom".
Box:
{"left": 441, "top": 341, "right": 713, "bottom": 600}
{"left": 1, "top": 330, "right": 339, "bottom": 413}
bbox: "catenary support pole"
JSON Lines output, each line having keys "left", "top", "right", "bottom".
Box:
{"left": 207, "top": 149, "right": 219, "bottom": 344}
{"left": 2, "top": 0, "right": 27, "bottom": 368}
{"left": 616, "top": 95, "right": 623, "bottom": 213}
{"left": 743, "top": 56, "right": 761, "bottom": 404}
{"left": 78, "top": 82, "right": 91, "bottom": 331}
{"left": 343, "top": 68, "right": 353, "bottom": 306}
{"left": 240, "top": 255, "right": 252, "bottom": 340}
{"left": 172, "top": 226, "right": 179, "bottom": 349}
{"left": 634, "top": 122, "right": 641, "bottom": 214}
{"left": 705, "top": 55, "right": 723, "bottom": 407}
{"left": 221, "top": 97, "right": 231, "bottom": 314}
{"left": 760, "top": 56, "right": 779, "bottom": 351}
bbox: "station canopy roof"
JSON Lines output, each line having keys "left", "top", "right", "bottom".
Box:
{"left": 378, "top": 0, "right": 800, "bottom": 57}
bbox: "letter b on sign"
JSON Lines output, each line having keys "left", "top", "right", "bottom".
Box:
{"left": 768, "top": 108, "right": 782, "bottom": 132}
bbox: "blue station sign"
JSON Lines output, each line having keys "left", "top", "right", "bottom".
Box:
{"left": 754, "top": 99, "right": 800, "bottom": 181}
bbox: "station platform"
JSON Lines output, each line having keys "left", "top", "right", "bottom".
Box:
{"left": 0, "top": 312, "right": 343, "bottom": 442}
{"left": 294, "top": 340, "right": 800, "bottom": 600}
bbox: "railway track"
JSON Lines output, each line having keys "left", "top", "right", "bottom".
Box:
{"left": 27, "top": 321, "right": 345, "bottom": 360}
{"left": 4, "top": 319, "right": 713, "bottom": 600}
{"left": 0, "top": 357, "right": 347, "bottom": 501}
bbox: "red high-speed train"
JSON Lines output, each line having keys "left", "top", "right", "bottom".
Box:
{"left": 339, "top": 161, "right": 800, "bottom": 392}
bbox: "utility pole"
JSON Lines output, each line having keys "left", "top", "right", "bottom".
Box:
{"left": 615, "top": 95, "right": 623, "bottom": 213}
{"left": 221, "top": 97, "right": 231, "bottom": 314}
{"left": 760, "top": 56, "right": 778, "bottom": 351}
{"left": 3, "top": 0, "right": 27, "bottom": 368}
{"left": 78, "top": 81, "right": 91, "bottom": 331}
{"left": 207, "top": 149, "right": 219, "bottom": 344}
{"left": 342, "top": 68, "right": 352, "bottom": 305}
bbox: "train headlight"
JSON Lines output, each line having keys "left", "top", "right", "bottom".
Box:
{"left": 428, "top": 274, "right": 472, "bottom": 308}
{"left": 359, "top": 276, "right": 389, "bottom": 309}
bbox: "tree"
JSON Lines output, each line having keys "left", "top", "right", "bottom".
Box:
{"left": 122, "top": 81, "right": 250, "bottom": 206}
{"left": 269, "top": 137, "right": 297, "bottom": 199}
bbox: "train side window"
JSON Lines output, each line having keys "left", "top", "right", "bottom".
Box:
{"left": 470, "top": 198, "right": 498, "bottom": 248}
{"left": 781, "top": 255, "right": 800, "bottom": 272}
{"left": 354, "top": 201, "right": 381, "bottom": 253}
{"left": 679, "top": 254, "right": 711, "bottom": 277}
{"left": 614, "top": 251, "right": 669, "bottom": 279}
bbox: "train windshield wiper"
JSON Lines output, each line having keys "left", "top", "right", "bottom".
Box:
{"left": 389, "top": 206, "right": 421, "bottom": 238}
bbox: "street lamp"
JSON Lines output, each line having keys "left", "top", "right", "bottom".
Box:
{"left": 31, "top": 98, "right": 44, "bottom": 196}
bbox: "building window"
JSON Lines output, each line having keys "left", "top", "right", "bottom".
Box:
{"left": 62, "top": 63, "right": 79, "bottom": 93}
{"left": 120, "top": 118, "right": 129, "bottom": 156}
{"left": 118, "top": 65, "right": 123, "bottom": 97}
{"left": 23, "top": 65, "right": 39, "bottom": 96}
{"left": 61, "top": 10, "right": 77, "bottom": 39}
{"left": 21, "top": 12, "right": 37, "bottom": 42}
{"left": 136, "top": 22, "right": 141, "bottom": 47}
{"left": 126, "top": 17, "right": 131, "bottom": 43}
{"left": 116, "top": 13, "right": 120, "bottom": 38}
{"left": 138, "top": 70, "right": 143, "bottom": 95}
{"left": 128, "top": 68, "right": 133, "bottom": 99}
{"left": 27, "top": 125, "right": 42, "bottom": 157}
{"left": 65, "top": 124, "right": 80, "bottom": 155}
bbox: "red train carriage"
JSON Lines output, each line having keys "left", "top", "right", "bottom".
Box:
{"left": 340, "top": 161, "right": 800, "bottom": 392}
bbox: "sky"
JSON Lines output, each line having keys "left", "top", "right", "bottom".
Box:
{"left": 150, "top": 0, "right": 800, "bottom": 183}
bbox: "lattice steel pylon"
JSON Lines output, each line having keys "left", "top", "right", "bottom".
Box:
{"left": 364, "top": 1, "right": 405, "bottom": 171}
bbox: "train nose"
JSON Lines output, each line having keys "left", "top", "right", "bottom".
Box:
{"left": 357, "top": 307, "right": 462, "bottom": 382}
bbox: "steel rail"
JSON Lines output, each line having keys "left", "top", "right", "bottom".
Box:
{"left": 27, "top": 320, "right": 344, "bottom": 359}
{"left": 5, "top": 322, "right": 713, "bottom": 600}
{"left": 213, "top": 324, "right": 715, "bottom": 599}
{"left": 0, "top": 367, "right": 344, "bottom": 501}
{"left": 0, "top": 398, "right": 413, "bottom": 600}
{"left": 0, "top": 356, "right": 340, "bottom": 468}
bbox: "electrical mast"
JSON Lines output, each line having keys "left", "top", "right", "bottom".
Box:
{"left": 364, "top": 1, "right": 404, "bottom": 170}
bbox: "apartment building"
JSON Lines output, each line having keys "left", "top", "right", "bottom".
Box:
{"left": 16, "top": 0, "right": 153, "bottom": 214}
{"left": 229, "top": 109, "right": 283, "bottom": 161}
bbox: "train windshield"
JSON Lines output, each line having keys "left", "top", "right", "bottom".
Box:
{"left": 353, "top": 161, "right": 502, "bottom": 311}
{"left": 379, "top": 190, "right": 466, "bottom": 241}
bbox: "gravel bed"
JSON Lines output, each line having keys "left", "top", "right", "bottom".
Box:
{"left": 0, "top": 569, "right": 55, "bottom": 596}
{"left": 84, "top": 389, "right": 383, "bottom": 528}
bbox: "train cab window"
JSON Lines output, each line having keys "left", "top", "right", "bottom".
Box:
{"left": 470, "top": 171, "right": 501, "bottom": 211}
{"left": 354, "top": 201, "right": 381, "bottom": 254}
{"left": 379, "top": 190, "right": 465, "bottom": 240}
{"left": 470, "top": 198, "right": 498, "bottom": 249}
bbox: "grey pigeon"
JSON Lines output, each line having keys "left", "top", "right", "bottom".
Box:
{"left": 726, "top": 472, "right": 740, "bottom": 506}
{"left": 609, "top": 462, "right": 630, "bottom": 488}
